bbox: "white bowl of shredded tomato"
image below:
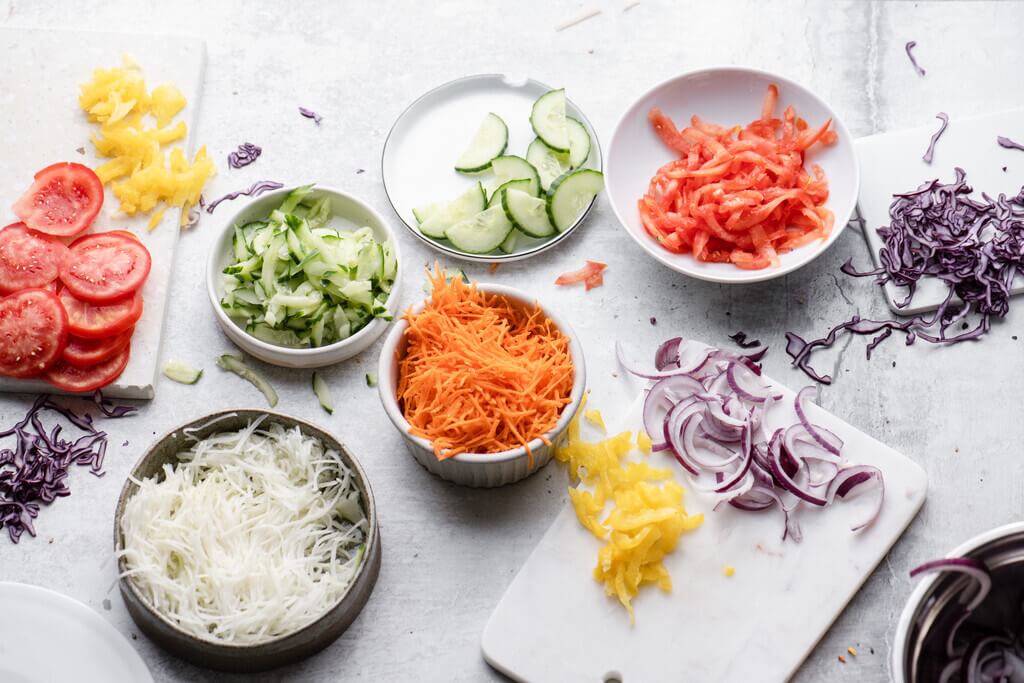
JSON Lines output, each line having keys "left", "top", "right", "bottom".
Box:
{"left": 377, "top": 272, "right": 586, "bottom": 488}
{"left": 605, "top": 66, "right": 859, "bottom": 283}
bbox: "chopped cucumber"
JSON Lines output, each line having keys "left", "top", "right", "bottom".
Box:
{"left": 503, "top": 189, "right": 556, "bottom": 238}
{"left": 566, "top": 117, "right": 592, "bottom": 168}
{"left": 445, "top": 205, "right": 514, "bottom": 254}
{"left": 454, "top": 113, "right": 509, "bottom": 173}
{"left": 417, "top": 183, "right": 486, "bottom": 239}
{"left": 220, "top": 186, "right": 395, "bottom": 349}
{"left": 526, "top": 137, "right": 570, "bottom": 193}
{"left": 488, "top": 178, "right": 533, "bottom": 208}
{"left": 412, "top": 202, "right": 441, "bottom": 224}
{"left": 312, "top": 372, "right": 333, "bottom": 414}
{"left": 530, "top": 89, "right": 569, "bottom": 153}
{"left": 162, "top": 360, "right": 202, "bottom": 384}
{"left": 546, "top": 169, "right": 604, "bottom": 232}
{"left": 365, "top": 372, "right": 378, "bottom": 387}
{"left": 490, "top": 156, "right": 541, "bottom": 197}
{"left": 217, "top": 354, "right": 279, "bottom": 407}
{"left": 499, "top": 229, "right": 519, "bottom": 254}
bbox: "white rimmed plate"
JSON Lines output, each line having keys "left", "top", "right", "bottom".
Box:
{"left": 381, "top": 74, "right": 602, "bottom": 263}
{"left": 0, "top": 582, "right": 152, "bottom": 683}
{"left": 605, "top": 66, "right": 859, "bottom": 284}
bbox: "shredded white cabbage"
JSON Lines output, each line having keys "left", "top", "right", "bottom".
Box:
{"left": 119, "top": 417, "right": 367, "bottom": 644}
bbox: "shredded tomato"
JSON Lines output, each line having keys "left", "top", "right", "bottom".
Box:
{"left": 639, "top": 84, "right": 838, "bottom": 270}
{"left": 397, "top": 266, "right": 575, "bottom": 462}
{"left": 555, "top": 260, "right": 606, "bottom": 290}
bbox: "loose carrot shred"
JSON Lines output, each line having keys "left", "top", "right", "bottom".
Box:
{"left": 639, "top": 84, "right": 837, "bottom": 270}
{"left": 397, "top": 265, "right": 575, "bottom": 462}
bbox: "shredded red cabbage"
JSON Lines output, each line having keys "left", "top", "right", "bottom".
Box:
{"left": 905, "top": 40, "right": 926, "bottom": 77}
{"left": 923, "top": 112, "right": 949, "bottom": 164}
{"left": 298, "top": 107, "right": 322, "bottom": 125}
{"left": 227, "top": 142, "right": 262, "bottom": 169}
{"left": 998, "top": 136, "right": 1024, "bottom": 152}
{"left": 728, "top": 331, "right": 761, "bottom": 349}
{"left": 204, "top": 181, "right": 284, "bottom": 214}
{"left": 618, "top": 339, "right": 884, "bottom": 542}
{"left": 787, "top": 168, "right": 1024, "bottom": 384}
{"left": 0, "top": 392, "right": 135, "bottom": 543}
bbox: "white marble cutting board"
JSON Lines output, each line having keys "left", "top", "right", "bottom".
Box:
{"left": 483, "top": 356, "right": 927, "bottom": 683}
{"left": 0, "top": 27, "right": 206, "bottom": 399}
{"left": 856, "top": 109, "right": 1024, "bottom": 315}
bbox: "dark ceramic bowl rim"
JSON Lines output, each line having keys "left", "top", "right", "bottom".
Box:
{"left": 113, "top": 408, "right": 379, "bottom": 652}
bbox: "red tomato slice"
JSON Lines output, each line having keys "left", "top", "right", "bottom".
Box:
{"left": 12, "top": 162, "right": 104, "bottom": 237}
{"left": 0, "top": 288, "right": 68, "bottom": 378}
{"left": 59, "top": 287, "right": 143, "bottom": 339}
{"left": 0, "top": 222, "right": 69, "bottom": 294}
{"left": 62, "top": 328, "right": 134, "bottom": 368}
{"left": 60, "top": 232, "right": 152, "bottom": 304}
{"left": 555, "top": 261, "right": 607, "bottom": 291}
{"left": 44, "top": 344, "right": 130, "bottom": 393}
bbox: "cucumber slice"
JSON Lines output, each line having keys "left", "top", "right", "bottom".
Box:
{"left": 488, "top": 178, "right": 533, "bottom": 208}
{"left": 454, "top": 113, "right": 508, "bottom": 173}
{"left": 445, "top": 205, "right": 514, "bottom": 254}
{"left": 417, "top": 183, "right": 486, "bottom": 238}
{"left": 526, "top": 138, "right": 570, "bottom": 193}
{"left": 503, "top": 189, "right": 556, "bottom": 238}
{"left": 490, "top": 156, "right": 541, "bottom": 197}
{"left": 365, "top": 372, "right": 378, "bottom": 387}
{"left": 312, "top": 371, "right": 333, "bottom": 414}
{"left": 546, "top": 169, "right": 604, "bottom": 232}
{"left": 499, "top": 229, "right": 519, "bottom": 254}
{"left": 566, "top": 117, "right": 592, "bottom": 168}
{"left": 162, "top": 360, "right": 202, "bottom": 384}
{"left": 530, "top": 89, "right": 569, "bottom": 153}
{"left": 217, "top": 354, "right": 279, "bottom": 407}
{"left": 412, "top": 202, "right": 440, "bottom": 224}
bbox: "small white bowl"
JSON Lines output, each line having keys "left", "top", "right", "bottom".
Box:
{"left": 377, "top": 283, "right": 586, "bottom": 488}
{"left": 605, "top": 66, "right": 860, "bottom": 284}
{"left": 207, "top": 186, "right": 402, "bottom": 368}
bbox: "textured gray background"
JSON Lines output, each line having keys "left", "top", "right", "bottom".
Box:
{"left": 1, "top": 1, "right": 1022, "bottom": 681}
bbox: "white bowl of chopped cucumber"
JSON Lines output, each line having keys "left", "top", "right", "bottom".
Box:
{"left": 207, "top": 185, "right": 401, "bottom": 368}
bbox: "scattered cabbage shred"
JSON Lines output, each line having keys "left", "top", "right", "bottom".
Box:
{"left": 79, "top": 55, "right": 215, "bottom": 229}
{"left": 119, "top": 418, "right": 367, "bottom": 644}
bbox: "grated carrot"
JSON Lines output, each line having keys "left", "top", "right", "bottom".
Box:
{"left": 397, "top": 265, "right": 575, "bottom": 461}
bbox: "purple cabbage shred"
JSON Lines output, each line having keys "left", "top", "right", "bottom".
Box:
{"left": 728, "top": 331, "right": 761, "bottom": 349}
{"left": 997, "top": 136, "right": 1024, "bottom": 152}
{"left": 1, "top": 393, "right": 135, "bottom": 543}
{"left": 204, "top": 181, "right": 284, "bottom": 214}
{"left": 905, "top": 41, "right": 926, "bottom": 77}
{"left": 227, "top": 142, "right": 262, "bottom": 169}
{"left": 298, "top": 107, "right": 322, "bottom": 125}
{"left": 922, "top": 112, "right": 949, "bottom": 164}
{"left": 787, "top": 168, "right": 1024, "bottom": 384}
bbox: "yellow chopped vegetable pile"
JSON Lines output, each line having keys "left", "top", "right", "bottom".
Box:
{"left": 554, "top": 396, "right": 704, "bottom": 622}
{"left": 79, "top": 56, "right": 215, "bottom": 229}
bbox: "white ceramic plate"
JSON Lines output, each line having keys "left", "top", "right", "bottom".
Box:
{"left": 381, "top": 74, "right": 602, "bottom": 263}
{"left": 605, "top": 66, "right": 860, "bottom": 284}
{"left": 0, "top": 582, "right": 152, "bottom": 683}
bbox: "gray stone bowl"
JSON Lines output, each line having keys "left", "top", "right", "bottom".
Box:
{"left": 113, "top": 409, "right": 381, "bottom": 673}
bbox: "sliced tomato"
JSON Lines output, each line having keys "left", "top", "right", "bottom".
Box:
{"left": 44, "top": 345, "right": 130, "bottom": 393}
{"left": 62, "top": 328, "right": 134, "bottom": 367}
{"left": 0, "top": 222, "right": 69, "bottom": 294}
{"left": 60, "top": 232, "right": 151, "bottom": 304}
{"left": 59, "top": 287, "right": 143, "bottom": 339}
{"left": 0, "top": 288, "right": 68, "bottom": 378}
{"left": 12, "top": 162, "right": 104, "bottom": 237}
{"left": 555, "top": 261, "right": 607, "bottom": 291}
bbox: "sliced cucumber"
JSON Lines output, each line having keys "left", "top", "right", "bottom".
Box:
{"left": 162, "top": 360, "right": 202, "bottom": 384}
{"left": 417, "top": 183, "right": 486, "bottom": 238}
{"left": 530, "top": 89, "right": 569, "bottom": 153}
{"left": 412, "top": 202, "right": 441, "bottom": 224}
{"left": 503, "top": 189, "right": 556, "bottom": 238}
{"left": 445, "top": 205, "right": 514, "bottom": 254}
{"left": 499, "top": 229, "right": 519, "bottom": 254}
{"left": 566, "top": 117, "right": 592, "bottom": 168}
{"left": 454, "top": 113, "right": 508, "bottom": 173}
{"left": 217, "top": 354, "right": 279, "bottom": 407}
{"left": 546, "top": 169, "right": 604, "bottom": 232}
{"left": 490, "top": 156, "right": 541, "bottom": 197}
{"left": 365, "top": 372, "right": 378, "bottom": 387}
{"left": 488, "top": 178, "right": 533, "bottom": 208}
{"left": 312, "top": 371, "right": 333, "bottom": 414}
{"left": 526, "top": 137, "right": 570, "bottom": 193}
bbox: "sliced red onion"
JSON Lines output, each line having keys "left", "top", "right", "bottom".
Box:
{"left": 826, "top": 465, "right": 884, "bottom": 531}
{"left": 298, "top": 106, "right": 322, "bottom": 125}
{"left": 727, "top": 361, "right": 773, "bottom": 403}
{"left": 618, "top": 341, "right": 711, "bottom": 380}
{"left": 910, "top": 557, "right": 992, "bottom": 612}
{"left": 794, "top": 386, "right": 842, "bottom": 456}
{"left": 654, "top": 337, "right": 682, "bottom": 370}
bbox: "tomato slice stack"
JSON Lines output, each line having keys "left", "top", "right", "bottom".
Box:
{"left": 0, "top": 163, "right": 153, "bottom": 392}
